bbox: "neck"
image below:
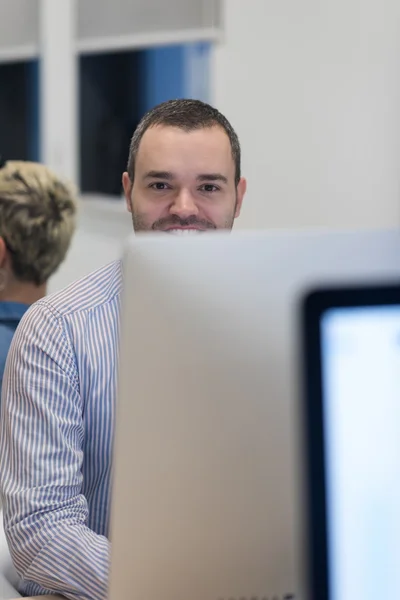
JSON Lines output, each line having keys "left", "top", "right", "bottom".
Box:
{"left": 0, "top": 282, "right": 47, "bottom": 305}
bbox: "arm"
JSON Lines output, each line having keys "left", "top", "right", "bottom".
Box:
{"left": 0, "top": 302, "right": 110, "bottom": 600}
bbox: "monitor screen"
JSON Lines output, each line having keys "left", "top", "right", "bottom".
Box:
{"left": 321, "top": 305, "right": 400, "bottom": 599}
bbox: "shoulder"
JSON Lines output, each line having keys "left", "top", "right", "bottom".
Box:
{"left": 10, "top": 260, "right": 122, "bottom": 363}
{"left": 3, "top": 262, "right": 122, "bottom": 389}
{"left": 38, "top": 260, "right": 123, "bottom": 319}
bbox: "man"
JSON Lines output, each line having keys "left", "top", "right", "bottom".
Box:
{"left": 0, "top": 99, "right": 247, "bottom": 600}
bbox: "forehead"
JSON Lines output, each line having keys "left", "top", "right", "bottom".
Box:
{"left": 135, "top": 125, "right": 235, "bottom": 177}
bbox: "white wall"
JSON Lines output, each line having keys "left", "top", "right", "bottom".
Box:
{"left": 0, "top": 0, "right": 39, "bottom": 60}
{"left": 39, "top": 0, "right": 78, "bottom": 184}
{"left": 212, "top": 0, "right": 400, "bottom": 229}
{"left": 50, "top": 0, "right": 400, "bottom": 292}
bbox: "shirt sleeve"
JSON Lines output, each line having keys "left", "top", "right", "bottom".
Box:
{"left": 0, "top": 301, "right": 110, "bottom": 600}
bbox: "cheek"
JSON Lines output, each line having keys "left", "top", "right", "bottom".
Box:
{"left": 133, "top": 191, "right": 168, "bottom": 220}
{"left": 200, "top": 198, "right": 238, "bottom": 228}
{"left": 203, "top": 199, "right": 236, "bottom": 218}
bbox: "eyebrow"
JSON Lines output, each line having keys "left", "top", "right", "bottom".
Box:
{"left": 197, "top": 173, "right": 228, "bottom": 184}
{"left": 143, "top": 171, "right": 228, "bottom": 184}
{"left": 143, "top": 170, "right": 174, "bottom": 180}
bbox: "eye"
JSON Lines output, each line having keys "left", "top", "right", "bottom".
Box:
{"left": 200, "top": 184, "right": 219, "bottom": 193}
{"left": 149, "top": 182, "right": 170, "bottom": 190}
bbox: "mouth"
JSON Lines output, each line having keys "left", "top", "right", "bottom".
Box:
{"left": 164, "top": 228, "right": 205, "bottom": 235}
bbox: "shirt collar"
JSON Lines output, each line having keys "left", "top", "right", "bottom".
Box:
{"left": 0, "top": 301, "right": 30, "bottom": 322}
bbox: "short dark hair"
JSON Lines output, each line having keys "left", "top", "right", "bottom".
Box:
{"left": 127, "top": 99, "right": 241, "bottom": 185}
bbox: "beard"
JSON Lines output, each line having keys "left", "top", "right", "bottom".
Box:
{"left": 134, "top": 213, "right": 216, "bottom": 232}
{"left": 131, "top": 200, "right": 238, "bottom": 233}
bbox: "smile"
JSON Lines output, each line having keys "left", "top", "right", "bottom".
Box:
{"left": 165, "top": 228, "right": 205, "bottom": 234}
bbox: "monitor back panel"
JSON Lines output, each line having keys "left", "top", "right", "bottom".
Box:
{"left": 110, "top": 229, "right": 400, "bottom": 600}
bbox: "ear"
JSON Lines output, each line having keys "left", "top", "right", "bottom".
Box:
{"left": 0, "top": 237, "right": 7, "bottom": 267}
{"left": 122, "top": 172, "right": 133, "bottom": 214}
{"left": 234, "top": 177, "right": 247, "bottom": 219}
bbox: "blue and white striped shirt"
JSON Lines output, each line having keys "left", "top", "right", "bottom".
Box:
{"left": 0, "top": 260, "right": 122, "bottom": 600}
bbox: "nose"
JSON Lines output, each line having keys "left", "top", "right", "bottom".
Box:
{"left": 169, "top": 190, "right": 199, "bottom": 219}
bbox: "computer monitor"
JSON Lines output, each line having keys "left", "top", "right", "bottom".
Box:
{"left": 109, "top": 229, "right": 400, "bottom": 600}
{"left": 302, "top": 282, "right": 400, "bottom": 600}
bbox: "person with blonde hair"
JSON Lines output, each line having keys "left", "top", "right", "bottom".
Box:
{"left": 0, "top": 159, "right": 77, "bottom": 388}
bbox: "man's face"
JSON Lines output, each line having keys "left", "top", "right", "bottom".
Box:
{"left": 122, "top": 125, "right": 246, "bottom": 233}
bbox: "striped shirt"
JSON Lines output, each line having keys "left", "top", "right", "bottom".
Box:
{"left": 0, "top": 260, "right": 122, "bottom": 600}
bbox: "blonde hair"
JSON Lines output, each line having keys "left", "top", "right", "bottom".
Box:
{"left": 0, "top": 160, "right": 77, "bottom": 286}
